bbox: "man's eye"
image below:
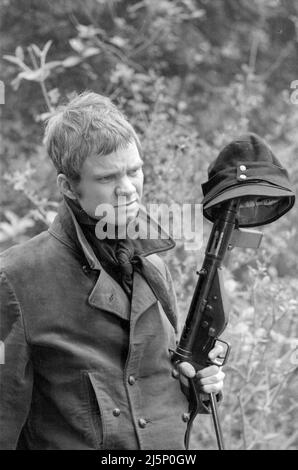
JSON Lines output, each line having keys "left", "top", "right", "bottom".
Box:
{"left": 97, "top": 175, "right": 114, "bottom": 182}
{"left": 128, "top": 169, "right": 140, "bottom": 176}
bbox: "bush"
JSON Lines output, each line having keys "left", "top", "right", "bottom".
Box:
{"left": 1, "top": 0, "right": 297, "bottom": 450}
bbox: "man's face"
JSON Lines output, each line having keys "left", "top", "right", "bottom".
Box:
{"left": 74, "top": 141, "right": 144, "bottom": 227}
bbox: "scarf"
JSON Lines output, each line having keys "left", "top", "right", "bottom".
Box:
{"left": 65, "top": 197, "right": 178, "bottom": 331}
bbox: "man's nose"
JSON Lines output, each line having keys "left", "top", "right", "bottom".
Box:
{"left": 115, "top": 175, "right": 136, "bottom": 197}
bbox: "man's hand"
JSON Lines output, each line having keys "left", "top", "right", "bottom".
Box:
{"left": 176, "top": 344, "right": 225, "bottom": 394}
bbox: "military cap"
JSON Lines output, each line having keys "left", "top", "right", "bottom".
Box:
{"left": 201, "top": 133, "right": 295, "bottom": 227}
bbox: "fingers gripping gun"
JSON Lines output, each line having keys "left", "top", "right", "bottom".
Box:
{"left": 172, "top": 198, "right": 263, "bottom": 450}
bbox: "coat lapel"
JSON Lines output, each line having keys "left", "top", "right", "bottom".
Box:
{"left": 49, "top": 200, "right": 177, "bottom": 324}
{"left": 130, "top": 271, "right": 157, "bottom": 322}
{"left": 88, "top": 269, "right": 130, "bottom": 321}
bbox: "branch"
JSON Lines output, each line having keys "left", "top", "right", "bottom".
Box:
{"left": 259, "top": 43, "right": 293, "bottom": 81}
{"left": 237, "top": 393, "right": 248, "bottom": 450}
{"left": 28, "top": 45, "right": 53, "bottom": 113}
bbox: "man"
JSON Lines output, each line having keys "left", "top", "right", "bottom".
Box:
{"left": 0, "top": 92, "right": 224, "bottom": 450}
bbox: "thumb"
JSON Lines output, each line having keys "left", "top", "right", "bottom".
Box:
{"left": 177, "top": 361, "right": 196, "bottom": 378}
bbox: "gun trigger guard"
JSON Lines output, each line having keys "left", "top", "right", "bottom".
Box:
{"left": 210, "top": 338, "right": 231, "bottom": 366}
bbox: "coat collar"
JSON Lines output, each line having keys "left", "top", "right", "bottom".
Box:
{"left": 48, "top": 200, "right": 176, "bottom": 271}
{"left": 48, "top": 200, "right": 177, "bottom": 329}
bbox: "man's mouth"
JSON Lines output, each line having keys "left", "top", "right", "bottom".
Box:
{"left": 115, "top": 199, "right": 138, "bottom": 208}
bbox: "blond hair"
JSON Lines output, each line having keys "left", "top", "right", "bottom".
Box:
{"left": 44, "top": 91, "right": 141, "bottom": 181}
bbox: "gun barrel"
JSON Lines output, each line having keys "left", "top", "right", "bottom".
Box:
{"left": 173, "top": 199, "right": 240, "bottom": 368}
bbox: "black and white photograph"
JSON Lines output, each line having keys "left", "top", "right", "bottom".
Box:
{"left": 0, "top": 0, "right": 297, "bottom": 455}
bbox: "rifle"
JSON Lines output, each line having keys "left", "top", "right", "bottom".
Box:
{"left": 172, "top": 198, "right": 263, "bottom": 450}
{"left": 171, "top": 133, "right": 295, "bottom": 449}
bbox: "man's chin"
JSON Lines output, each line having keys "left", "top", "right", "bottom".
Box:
{"left": 94, "top": 207, "right": 140, "bottom": 240}
{"left": 115, "top": 214, "right": 138, "bottom": 228}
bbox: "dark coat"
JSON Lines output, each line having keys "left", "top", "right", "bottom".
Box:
{"left": 0, "top": 202, "right": 190, "bottom": 450}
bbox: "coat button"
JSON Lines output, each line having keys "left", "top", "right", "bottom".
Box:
{"left": 239, "top": 165, "right": 247, "bottom": 172}
{"left": 239, "top": 174, "right": 247, "bottom": 180}
{"left": 172, "top": 368, "right": 179, "bottom": 379}
{"left": 128, "top": 375, "right": 136, "bottom": 385}
{"left": 182, "top": 412, "right": 190, "bottom": 422}
{"left": 138, "top": 418, "right": 147, "bottom": 428}
{"left": 113, "top": 408, "right": 121, "bottom": 417}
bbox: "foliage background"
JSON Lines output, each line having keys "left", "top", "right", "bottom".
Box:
{"left": 1, "top": 0, "right": 297, "bottom": 450}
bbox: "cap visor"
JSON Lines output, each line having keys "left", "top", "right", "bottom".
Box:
{"left": 203, "top": 183, "right": 295, "bottom": 210}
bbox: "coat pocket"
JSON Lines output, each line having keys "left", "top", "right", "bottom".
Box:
{"left": 82, "top": 371, "right": 104, "bottom": 449}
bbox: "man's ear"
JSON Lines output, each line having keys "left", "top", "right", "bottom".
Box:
{"left": 57, "top": 174, "right": 78, "bottom": 200}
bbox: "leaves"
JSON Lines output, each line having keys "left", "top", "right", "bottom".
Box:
{"left": 1, "top": 0, "right": 298, "bottom": 450}
{"left": 3, "top": 40, "right": 61, "bottom": 93}
{"left": 0, "top": 210, "right": 35, "bottom": 243}
{"left": 62, "top": 56, "right": 83, "bottom": 68}
{"left": 3, "top": 54, "right": 29, "bottom": 69}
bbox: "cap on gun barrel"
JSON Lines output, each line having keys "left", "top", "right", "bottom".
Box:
{"left": 201, "top": 133, "right": 295, "bottom": 227}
